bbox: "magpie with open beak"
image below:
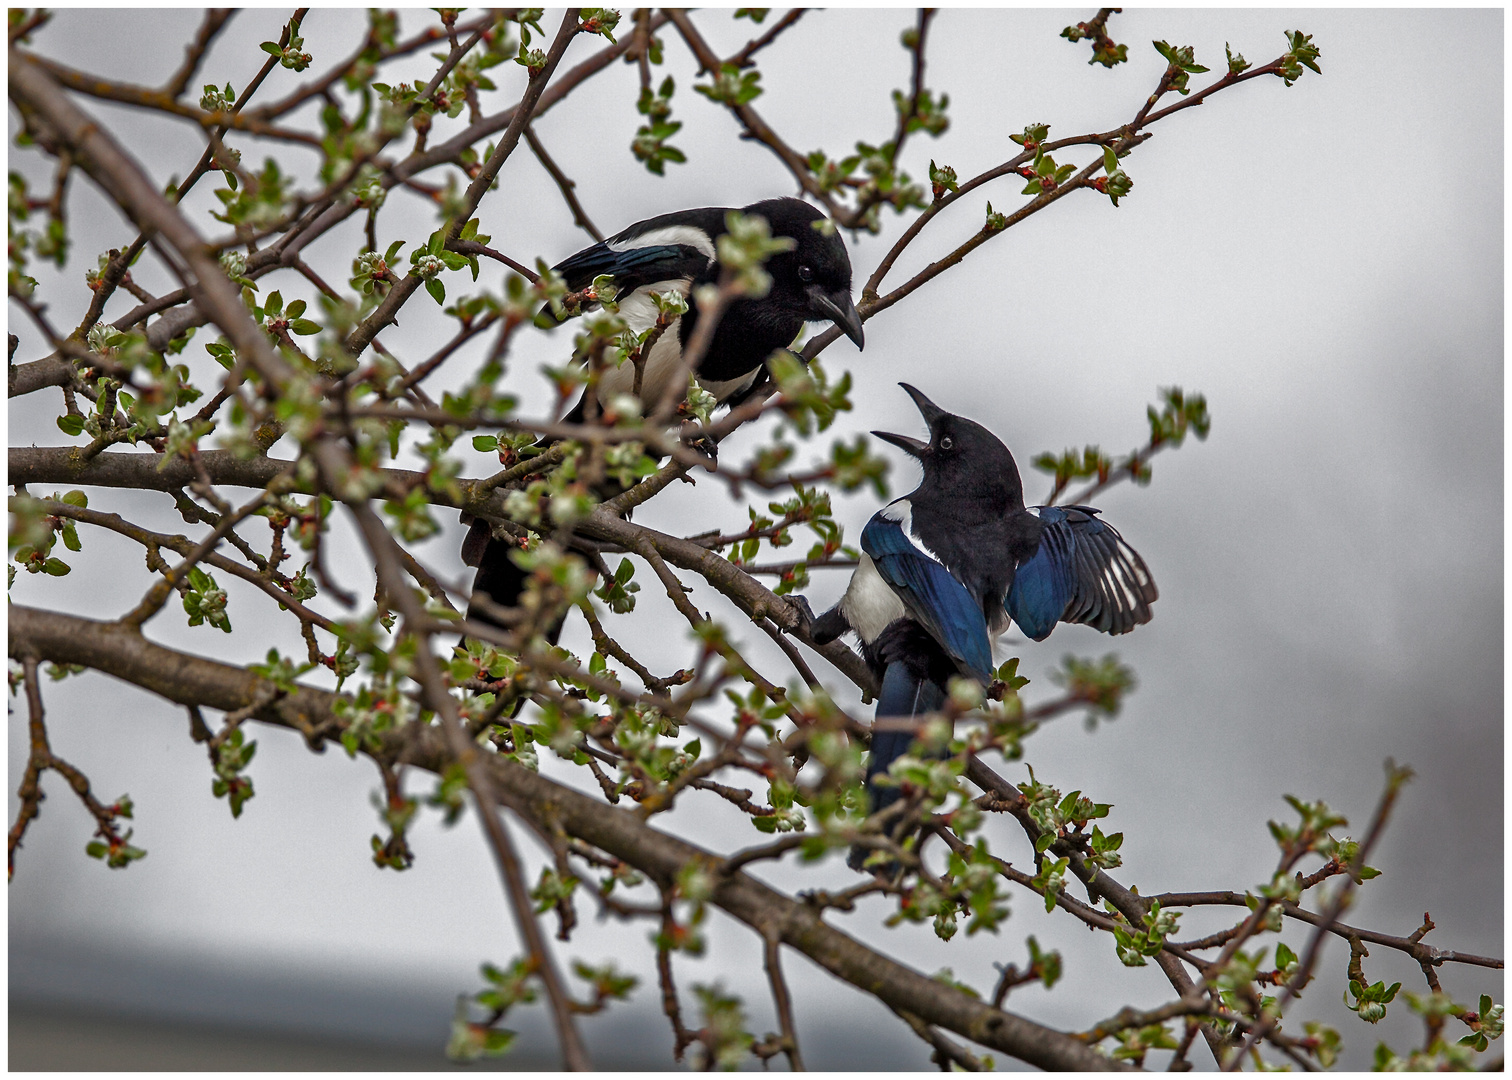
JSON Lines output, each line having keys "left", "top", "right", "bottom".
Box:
{"left": 801, "top": 384, "right": 1157, "bottom": 870}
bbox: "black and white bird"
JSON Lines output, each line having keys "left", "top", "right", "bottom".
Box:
{"left": 801, "top": 384, "right": 1157, "bottom": 865}
{"left": 553, "top": 195, "right": 864, "bottom": 420}
{"left": 464, "top": 197, "right": 864, "bottom": 639}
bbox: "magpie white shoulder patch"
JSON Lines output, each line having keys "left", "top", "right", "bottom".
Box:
{"left": 879, "top": 498, "right": 945, "bottom": 562}
{"left": 609, "top": 225, "right": 717, "bottom": 263}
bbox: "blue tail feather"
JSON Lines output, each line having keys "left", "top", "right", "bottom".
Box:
{"left": 865, "top": 663, "right": 946, "bottom": 812}
{"left": 850, "top": 663, "right": 946, "bottom": 873}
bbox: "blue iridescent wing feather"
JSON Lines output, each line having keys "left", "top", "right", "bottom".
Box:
{"left": 860, "top": 508, "right": 994, "bottom": 680}
{"left": 1005, "top": 505, "right": 1157, "bottom": 640}
{"left": 553, "top": 242, "right": 710, "bottom": 293}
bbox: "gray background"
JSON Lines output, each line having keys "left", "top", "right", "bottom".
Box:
{"left": 8, "top": 7, "right": 1502, "bottom": 1070}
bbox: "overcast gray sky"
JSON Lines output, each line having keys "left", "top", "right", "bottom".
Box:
{"left": 8, "top": 7, "right": 1502, "bottom": 1070}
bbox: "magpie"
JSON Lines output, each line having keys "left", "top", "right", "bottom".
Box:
{"left": 463, "top": 197, "right": 864, "bottom": 643}
{"left": 551, "top": 195, "right": 864, "bottom": 420}
{"left": 799, "top": 384, "right": 1157, "bottom": 869}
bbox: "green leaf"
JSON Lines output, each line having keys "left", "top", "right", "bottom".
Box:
{"left": 56, "top": 414, "right": 84, "bottom": 436}
{"left": 426, "top": 278, "right": 446, "bottom": 305}
{"left": 472, "top": 435, "right": 499, "bottom": 452}
{"left": 260, "top": 41, "right": 284, "bottom": 56}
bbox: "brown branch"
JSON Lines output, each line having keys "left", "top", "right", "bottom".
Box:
{"left": 37, "top": 498, "right": 338, "bottom": 633}
{"left": 8, "top": 655, "right": 135, "bottom": 880}
{"left": 447, "top": 239, "right": 540, "bottom": 281}
{"left": 343, "top": 12, "right": 583, "bottom": 359}
{"left": 8, "top": 604, "right": 1129, "bottom": 1071}
{"left": 961, "top": 757, "right": 1229, "bottom": 1066}
{"left": 656, "top": 898, "right": 698, "bottom": 1062}
{"left": 14, "top": 51, "right": 323, "bottom": 145}
{"left": 663, "top": 9, "right": 848, "bottom": 225}
{"left": 384, "top": 13, "right": 673, "bottom": 186}
{"left": 8, "top": 656, "right": 50, "bottom": 880}
{"left": 248, "top": 12, "right": 496, "bottom": 120}
{"left": 762, "top": 931, "right": 805, "bottom": 1070}
{"left": 525, "top": 124, "right": 603, "bottom": 241}
{"left": 1224, "top": 762, "right": 1414, "bottom": 1068}
{"left": 893, "top": 1006, "right": 992, "bottom": 1072}
{"left": 888, "top": 8, "right": 937, "bottom": 167}
{"left": 9, "top": 356, "right": 77, "bottom": 397}
{"left": 730, "top": 9, "right": 806, "bottom": 68}
{"left": 118, "top": 489, "right": 269, "bottom": 628}
{"left": 341, "top": 498, "right": 594, "bottom": 1070}
{"left": 164, "top": 9, "right": 235, "bottom": 99}
{"left": 8, "top": 444, "right": 880, "bottom": 697}
{"left": 797, "top": 49, "right": 1301, "bottom": 368}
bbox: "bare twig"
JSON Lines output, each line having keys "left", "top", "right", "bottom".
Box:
{"left": 525, "top": 124, "right": 603, "bottom": 241}
{"left": 1224, "top": 762, "right": 1416, "bottom": 1068}
{"left": 163, "top": 9, "right": 235, "bottom": 99}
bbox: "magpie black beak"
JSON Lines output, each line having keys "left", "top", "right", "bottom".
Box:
{"left": 898, "top": 382, "right": 947, "bottom": 426}
{"left": 806, "top": 284, "right": 865, "bottom": 350}
{"left": 871, "top": 429, "right": 929, "bottom": 457}
{"left": 871, "top": 382, "right": 945, "bottom": 457}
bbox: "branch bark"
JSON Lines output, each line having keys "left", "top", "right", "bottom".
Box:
{"left": 8, "top": 604, "right": 1126, "bottom": 1071}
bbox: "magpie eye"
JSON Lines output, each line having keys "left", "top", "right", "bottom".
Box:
{"left": 797, "top": 264, "right": 814, "bottom": 284}
{"left": 939, "top": 437, "right": 954, "bottom": 450}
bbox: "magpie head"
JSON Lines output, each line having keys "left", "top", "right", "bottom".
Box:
{"left": 742, "top": 197, "right": 864, "bottom": 350}
{"left": 872, "top": 383, "right": 1023, "bottom": 505}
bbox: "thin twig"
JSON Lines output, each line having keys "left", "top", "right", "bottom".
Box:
{"left": 525, "top": 124, "right": 603, "bottom": 241}
{"left": 763, "top": 931, "right": 805, "bottom": 1070}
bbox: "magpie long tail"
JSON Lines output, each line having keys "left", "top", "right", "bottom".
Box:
{"left": 461, "top": 535, "right": 577, "bottom": 720}
{"left": 849, "top": 661, "right": 945, "bottom": 872}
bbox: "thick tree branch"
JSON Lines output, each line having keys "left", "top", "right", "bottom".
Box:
{"left": 8, "top": 604, "right": 1127, "bottom": 1072}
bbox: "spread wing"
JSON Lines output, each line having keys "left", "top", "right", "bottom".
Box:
{"left": 1005, "top": 505, "right": 1157, "bottom": 641}
{"left": 861, "top": 504, "right": 993, "bottom": 681}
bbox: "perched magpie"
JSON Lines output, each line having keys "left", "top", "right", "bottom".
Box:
{"left": 554, "top": 195, "right": 863, "bottom": 421}
{"left": 464, "top": 197, "right": 864, "bottom": 641}
{"left": 801, "top": 384, "right": 1157, "bottom": 869}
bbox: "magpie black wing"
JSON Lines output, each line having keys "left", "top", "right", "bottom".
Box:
{"left": 1005, "top": 505, "right": 1157, "bottom": 640}
{"left": 553, "top": 240, "right": 712, "bottom": 294}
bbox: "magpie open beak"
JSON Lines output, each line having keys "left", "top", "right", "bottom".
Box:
{"left": 871, "top": 382, "right": 945, "bottom": 457}
{"left": 871, "top": 429, "right": 929, "bottom": 457}
{"left": 899, "top": 382, "right": 947, "bottom": 426}
{"left": 806, "top": 284, "right": 865, "bottom": 350}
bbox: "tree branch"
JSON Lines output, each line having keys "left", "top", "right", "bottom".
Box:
{"left": 8, "top": 604, "right": 1129, "bottom": 1072}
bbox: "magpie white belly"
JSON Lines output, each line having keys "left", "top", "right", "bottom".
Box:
{"left": 593, "top": 282, "right": 763, "bottom": 407}
{"left": 840, "top": 554, "right": 907, "bottom": 643}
